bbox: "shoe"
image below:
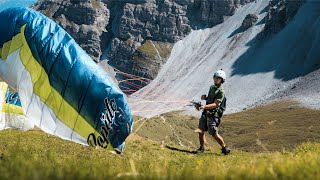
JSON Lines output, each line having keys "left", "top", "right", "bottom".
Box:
{"left": 221, "top": 146, "right": 231, "bottom": 155}
{"left": 195, "top": 146, "right": 205, "bottom": 153}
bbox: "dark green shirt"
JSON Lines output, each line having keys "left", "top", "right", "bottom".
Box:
{"left": 206, "top": 85, "right": 225, "bottom": 117}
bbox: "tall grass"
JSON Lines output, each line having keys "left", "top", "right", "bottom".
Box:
{"left": 0, "top": 130, "right": 319, "bottom": 179}
{"left": 0, "top": 101, "right": 320, "bottom": 179}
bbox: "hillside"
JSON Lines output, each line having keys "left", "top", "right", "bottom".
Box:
{"left": 0, "top": 101, "right": 320, "bottom": 179}
{"left": 134, "top": 101, "right": 320, "bottom": 152}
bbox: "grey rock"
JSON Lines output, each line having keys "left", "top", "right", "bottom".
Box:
{"left": 264, "top": 0, "right": 306, "bottom": 34}
{"left": 193, "top": 0, "right": 256, "bottom": 27}
{"left": 242, "top": 14, "right": 258, "bottom": 29}
{"left": 32, "top": 0, "right": 109, "bottom": 62}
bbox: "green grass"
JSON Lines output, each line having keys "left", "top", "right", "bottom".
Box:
{"left": 0, "top": 101, "right": 320, "bottom": 179}
{"left": 133, "top": 112, "right": 216, "bottom": 148}
{"left": 135, "top": 101, "right": 320, "bottom": 152}
{"left": 223, "top": 101, "right": 320, "bottom": 152}
{"left": 138, "top": 40, "right": 173, "bottom": 59}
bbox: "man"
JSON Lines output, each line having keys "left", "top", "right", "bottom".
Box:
{"left": 195, "top": 69, "right": 230, "bottom": 155}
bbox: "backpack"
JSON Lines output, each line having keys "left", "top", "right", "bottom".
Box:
{"left": 208, "top": 87, "right": 227, "bottom": 118}
{"left": 216, "top": 97, "right": 226, "bottom": 118}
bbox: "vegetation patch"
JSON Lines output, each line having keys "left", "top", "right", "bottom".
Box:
{"left": 133, "top": 40, "right": 173, "bottom": 69}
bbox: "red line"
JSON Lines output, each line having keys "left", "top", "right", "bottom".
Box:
{"left": 114, "top": 69, "right": 152, "bottom": 81}
{"left": 121, "top": 80, "right": 144, "bottom": 89}
{"left": 116, "top": 71, "right": 150, "bottom": 83}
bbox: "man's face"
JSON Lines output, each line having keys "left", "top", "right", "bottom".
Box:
{"left": 214, "top": 76, "right": 222, "bottom": 85}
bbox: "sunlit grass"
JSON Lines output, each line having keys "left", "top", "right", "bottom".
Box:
{"left": 0, "top": 101, "right": 320, "bottom": 179}
{"left": 135, "top": 101, "right": 320, "bottom": 152}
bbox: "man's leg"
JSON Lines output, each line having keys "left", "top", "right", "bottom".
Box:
{"left": 213, "top": 133, "right": 225, "bottom": 148}
{"left": 196, "top": 113, "right": 207, "bottom": 153}
{"left": 199, "top": 131, "right": 205, "bottom": 148}
{"left": 208, "top": 117, "right": 230, "bottom": 155}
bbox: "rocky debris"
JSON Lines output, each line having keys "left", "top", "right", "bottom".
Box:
{"left": 241, "top": 14, "right": 259, "bottom": 29}
{"left": 264, "top": 0, "right": 306, "bottom": 34}
{"left": 32, "top": 0, "right": 109, "bottom": 62}
{"left": 260, "top": 68, "right": 320, "bottom": 109}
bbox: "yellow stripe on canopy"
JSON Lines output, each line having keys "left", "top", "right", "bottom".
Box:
{"left": 2, "top": 104, "right": 25, "bottom": 116}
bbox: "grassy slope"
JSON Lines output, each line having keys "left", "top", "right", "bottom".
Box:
{"left": 0, "top": 101, "right": 320, "bottom": 179}
{"left": 135, "top": 101, "right": 320, "bottom": 152}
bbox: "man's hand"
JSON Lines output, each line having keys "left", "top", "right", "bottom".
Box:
{"left": 190, "top": 101, "right": 201, "bottom": 110}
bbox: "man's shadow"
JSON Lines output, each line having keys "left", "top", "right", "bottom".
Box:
{"left": 165, "top": 145, "right": 224, "bottom": 156}
{"left": 165, "top": 145, "right": 198, "bottom": 154}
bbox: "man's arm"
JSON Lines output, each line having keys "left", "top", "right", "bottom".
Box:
{"left": 199, "top": 99, "right": 221, "bottom": 110}
{"left": 200, "top": 89, "right": 224, "bottom": 110}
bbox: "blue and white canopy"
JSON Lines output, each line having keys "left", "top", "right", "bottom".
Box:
{"left": 0, "top": 7, "right": 133, "bottom": 152}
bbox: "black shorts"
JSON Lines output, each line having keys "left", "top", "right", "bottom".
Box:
{"left": 198, "top": 112, "right": 220, "bottom": 135}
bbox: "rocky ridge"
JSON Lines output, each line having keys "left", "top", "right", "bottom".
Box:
{"left": 31, "top": 0, "right": 306, "bottom": 93}
{"left": 105, "top": 0, "right": 258, "bottom": 84}
{"left": 32, "top": 0, "right": 255, "bottom": 79}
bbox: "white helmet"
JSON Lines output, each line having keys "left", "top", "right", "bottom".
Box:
{"left": 213, "top": 69, "right": 226, "bottom": 82}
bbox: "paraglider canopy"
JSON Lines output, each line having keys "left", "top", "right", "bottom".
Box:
{"left": 0, "top": 7, "right": 133, "bottom": 152}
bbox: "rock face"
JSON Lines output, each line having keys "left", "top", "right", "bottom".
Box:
{"left": 105, "top": 0, "right": 256, "bottom": 88}
{"left": 106, "top": 0, "right": 192, "bottom": 84}
{"left": 241, "top": 14, "right": 259, "bottom": 29}
{"left": 192, "top": 0, "right": 256, "bottom": 27}
{"left": 264, "top": 0, "right": 306, "bottom": 34}
{"left": 32, "top": 0, "right": 109, "bottom": 62}
{"left": 32, "top": 0, "right": 254, "bottom": 66}
{"left": 31, "top": 0, "right": 305, "bottom": 93}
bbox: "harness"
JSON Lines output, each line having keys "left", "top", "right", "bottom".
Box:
{"left": 205, "top": 88, "right": 225, "bottom": 118}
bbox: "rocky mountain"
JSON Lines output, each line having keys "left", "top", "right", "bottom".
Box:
{"left": 31, "top": 0, "right": 265, "bottom": 93}
{"left": 31, "top": 0, "right": 305, "bottom": 94}
{"left": 129, "top": 0, "right": 319, "bottom": 118}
